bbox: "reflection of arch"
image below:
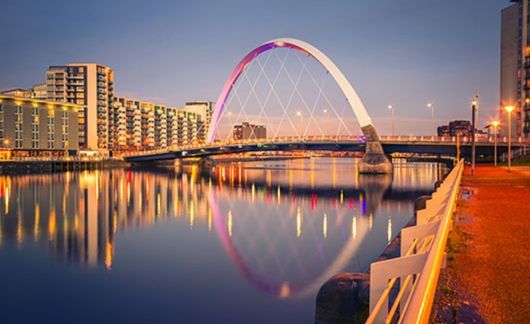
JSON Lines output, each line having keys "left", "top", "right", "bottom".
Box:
{"left": 207, "top": 38, "right": 374, "bottom": 143}
{"left": 208, "top": 190, "right": 370, "bottom": 299}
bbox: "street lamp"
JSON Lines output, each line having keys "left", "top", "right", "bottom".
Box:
{"left": 491, "top": 120, "right": 500, "bottom": 166}
{"left": 504, "top": 105, "right": 515, "bottom": 172}
{"left": 388, "top": 105, "right": 395, "bottom": 136}
{"left": 427, "top": 102, "right": 435, "bottom": 136}
{"left": 471, "top": 96, "right": 478, "bottom": 176}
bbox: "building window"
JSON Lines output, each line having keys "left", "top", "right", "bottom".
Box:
{"left": 62, "top": 110, "right": 68, "bottom": 149}
{"left": 15, "top": 105, "right": 23, "bottom": 148}
{"left": 48, "top": 110, "right": 55, "bottom": 149}
{"left": 32, "top": 107, "right": 39, "bottom": 149}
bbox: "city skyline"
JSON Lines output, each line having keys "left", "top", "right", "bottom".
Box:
{"left": 0, "top": 0, "right": 506, "bottom": 134}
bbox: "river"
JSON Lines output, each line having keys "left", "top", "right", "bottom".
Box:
{"left": 0, "top": 157, "right": 446, "bottom": 323}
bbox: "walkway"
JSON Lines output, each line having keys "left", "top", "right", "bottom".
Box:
{"left": 433, "top": 165, "right": 530, "bottom": 323}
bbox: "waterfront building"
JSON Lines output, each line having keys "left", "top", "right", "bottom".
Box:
{"left": 45, "top": 64, "right": 114, "bottom": 152}
{"left": 232, "top": 122, "right": 267, "bottom": 140}
{"left": 0, "top": 95, "right": 80, "bottom": 159}
{"left": 437, "top": 125, "right": 450, "bottom": 137}
{"left": 1, "top": 84, "right": 51, "bottom": 101}
{"left": 182, "top": 101, "right": 213, "bottom": 141}
{"left": 436, "top": 120, "right": 472, "bottom": 138}
{"left": 0, "top": 88, "right": 33, "bottom": 98}
{"left": 501, "top": 0, "right": 530, "bottom": 138}
{"left": 112, "top": 96, "right": 207, "bottom": 151}
{"left": 31, "top": 83, "right": 47, "bottom": 100}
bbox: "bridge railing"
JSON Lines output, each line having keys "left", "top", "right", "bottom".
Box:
{"left": 365, "top": 159, "right": 464, "bottom": 324}
{"left": 122, "top": 135, "right": 530, "bottom": 158}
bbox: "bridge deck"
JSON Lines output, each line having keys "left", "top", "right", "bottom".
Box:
{"left": 123, "top": 136, "right": 530, "bottom": 163}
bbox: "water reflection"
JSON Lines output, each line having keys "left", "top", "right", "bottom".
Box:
{"left": 0, "top": 158, "right": 445, "bottom": 308}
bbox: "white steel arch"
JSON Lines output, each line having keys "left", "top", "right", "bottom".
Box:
{"left": 207, "top": 38, "right": 374, "bottom": 143}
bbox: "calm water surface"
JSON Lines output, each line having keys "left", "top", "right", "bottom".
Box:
{"left": 0, "top": 158, "right": 445, "bottom": 323}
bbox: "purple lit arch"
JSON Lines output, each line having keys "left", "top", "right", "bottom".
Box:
{"left": 207, "top": 38, "right": 374, "bottom": 143}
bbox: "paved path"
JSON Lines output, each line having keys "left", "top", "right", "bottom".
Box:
{"left": 435, "top": 166, "right": 530, "bottom": 323}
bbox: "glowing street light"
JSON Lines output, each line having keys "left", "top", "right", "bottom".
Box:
{"left": 491, "top": 120, "right": 500, "bottom": 166}
{"left": 504, "top": 105, "right": 515, "bottom": 171}
{"left": 427, "top": 102, "right": 435, "bottom": 135}
{"left": 471, "top": 95, "right": 478, "bottom": 176}
{"left": 388, "top": 105, "right": 395, "bottom": 136}
{"left": 296, "top": 111, "right": 303, "bottom": 137}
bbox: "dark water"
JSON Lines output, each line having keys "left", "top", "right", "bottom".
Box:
{"left": 0, "top": 158, "right": 445, "bottom": 323}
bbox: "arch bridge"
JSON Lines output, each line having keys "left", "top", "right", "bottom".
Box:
{"left": 124, "top": 38, "right": 529, "bottom": 169}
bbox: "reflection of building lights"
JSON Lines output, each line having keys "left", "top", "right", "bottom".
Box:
{"left": 5, "top": 186, "right": 9, "bottom": 214}
{"left": 208, "top": 208, "right": 212, "bottom": 232}
{"left": 352, "top": 216, "right": 357, "bottom": 239}
{"left": 34, "top": 204, "right": 40, "bottom": 241}
{"left": 17, "top": 210, "right": 23, "bottom": 244}
{"left": 189, "top": 202, "right": 195, "bottom": 229}
{"left": 105, "top": 241, "right": 114, "bottom": 270}
{"left": 277, "top": 186, "right": 281, "bottom": 204}
{"left": 296, "top": 207, "right": 302, "bottom": 238}
{"left": 323, "top": 213, "right": 327, "bottom": 238}
{"left": 127, "top": 184, "right": 131, "bottom": 206}
{"left": 157, "top": 193, "right": 161, "bottom": 217}
{"left": 48, "top": 208, "right": 56, "bottom": 238}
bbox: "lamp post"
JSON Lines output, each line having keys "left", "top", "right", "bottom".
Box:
{"left": 471, "top": 95, "right": 478, "bottom": 175}
{"left": 504, "top": 105, "right": 515, "bottom": 172}
{"left": 427, "top": 103, "right": 435, "bottom": 135}
{"left": 388, "top": 105, "right": 395, "bottom": 136}
{"left": 492, "top": 120, "right": 500, "bottom": 166}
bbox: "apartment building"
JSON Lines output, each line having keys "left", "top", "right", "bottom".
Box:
{"left": 183, "top": 101, "right": 213, "bottom": 141}
{"left": 501, "top": 0, "right": 530, "bottom": 138}
{"left": 232, "top": 122, "right": 267, "bottom": 140}
{"left": 0, "top": 95, "right": 80, "bottom": 159}
{"left": 112, "top": 96, "right": 207, "bottom": 151}
{"left": 46, "top": 64, "right": 114, "bottom": 151}
{"left": 1, "top": 84, "right": 47, "bottom": 100}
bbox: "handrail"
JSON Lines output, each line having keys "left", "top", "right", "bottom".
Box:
{"left": 401, "top": 160, "right": 463, "bottom": 323}
{"left": 366, "top": 159, "right": 464, "bottom": 324}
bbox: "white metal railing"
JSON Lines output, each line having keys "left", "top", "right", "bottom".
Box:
{"left": 366, "top": 159, "right": 464, "bottom": 324}
{"left": 500, "top": 146, "right": 529, "bottom": 162}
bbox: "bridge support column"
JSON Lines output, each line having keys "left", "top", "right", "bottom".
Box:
{"left": 198, "top": 157, "right": 217, "bottom": 169}
{"left": 359, "top": 125, "right": 393, "bottom": 174}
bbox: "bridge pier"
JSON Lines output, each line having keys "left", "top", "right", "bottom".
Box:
{"left": 198, "top": 157, "right": 217, "bottom": 169}
{"left": 359, "top": 125, "right": 393, "bottom": 174}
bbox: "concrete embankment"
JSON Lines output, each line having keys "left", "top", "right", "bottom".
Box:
{"left": 0, "top": 160, "right": 128, "bottom": 174}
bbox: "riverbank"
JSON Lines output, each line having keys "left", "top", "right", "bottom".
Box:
{"left": 0, "top": 159, "right": 128, "bottom": 174}
{"left": 432, "top": 165, "right": 530, "bottom": 323}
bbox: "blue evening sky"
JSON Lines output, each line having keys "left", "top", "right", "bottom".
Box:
{"left": 0, "top": 0, "right": 508, "bottom": 134}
